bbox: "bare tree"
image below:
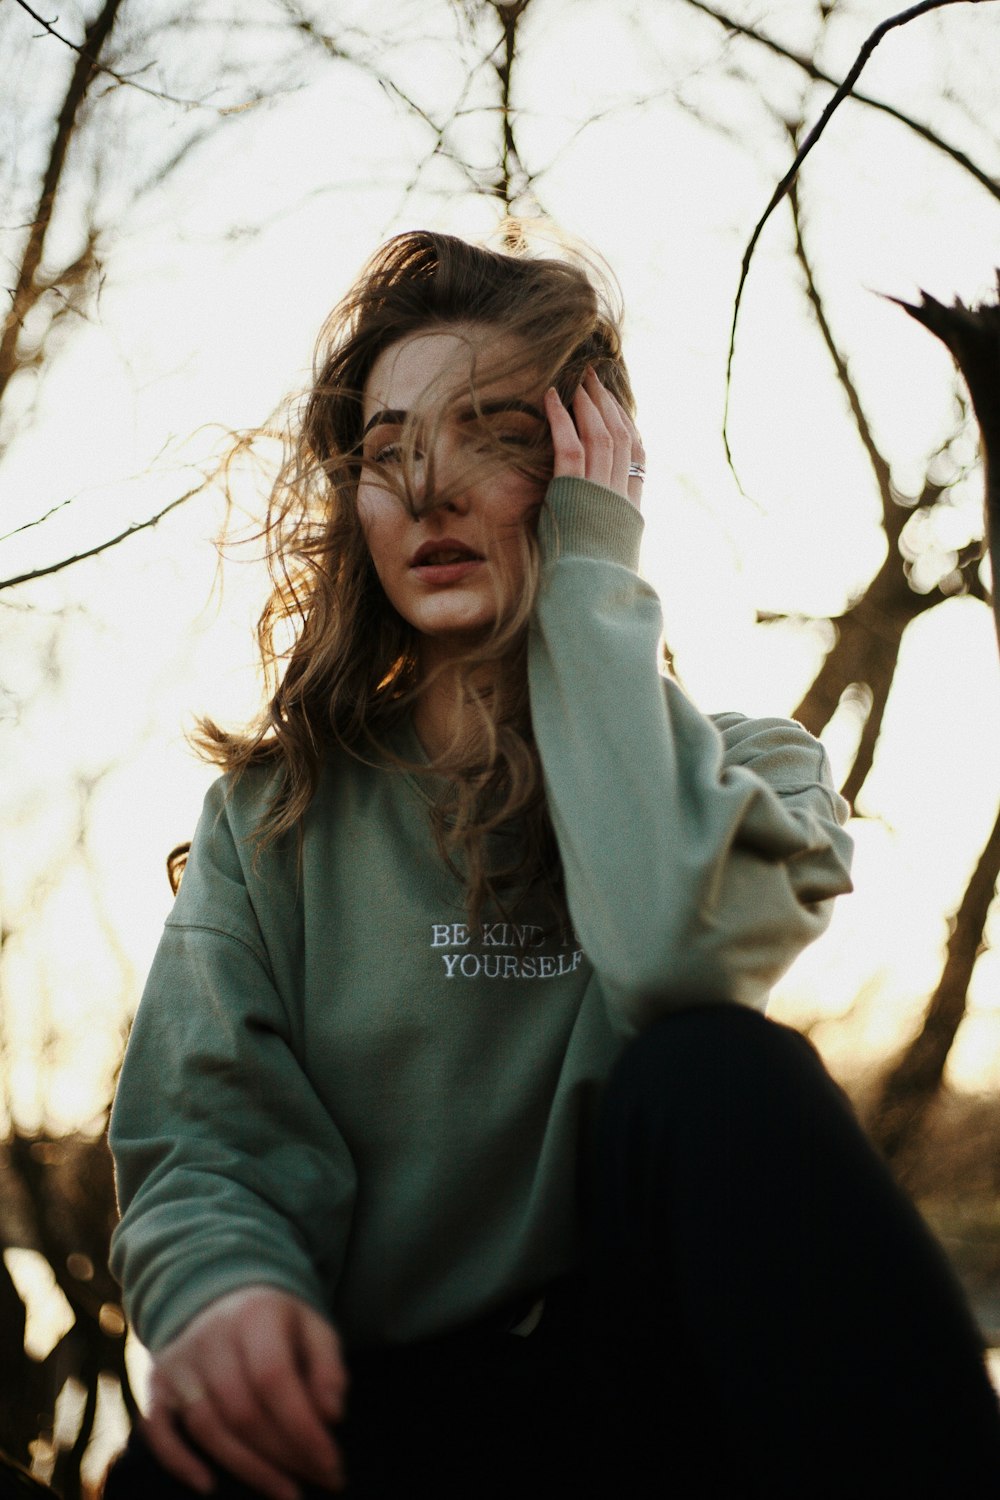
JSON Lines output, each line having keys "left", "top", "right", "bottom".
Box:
{"left": 0, "top": 4, "right": 357, "bottom": 1486}
{"left": 4, "top": 0, "right": 1000, "bottom": 1485}
{"left": 0, "top": 0, "right": 313, "bottom": 588}
{"left": 706, "top": 3, "right": 999, "bottom": 1176}
{"left": 783, "top": 167, "right": 986, "bottom": 801}
{"left": 860, "top": 282, "right": 1000, "bottom": 1172}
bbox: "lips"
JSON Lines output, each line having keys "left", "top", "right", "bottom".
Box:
{"left": 411, "top": 539, "right": 484, "bottom": 568}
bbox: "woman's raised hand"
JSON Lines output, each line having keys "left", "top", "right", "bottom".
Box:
{"left": 143, "top": 1285, "right": 348, "bottom": 1499}
{"left": 544, "top": 366, "right": 645, "bottom": 511}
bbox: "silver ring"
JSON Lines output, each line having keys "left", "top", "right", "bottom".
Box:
{"left": 628, "top": 463, "right": 646, "bottom": 479}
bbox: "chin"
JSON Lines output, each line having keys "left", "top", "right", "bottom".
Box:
{"left": 409, "top": 597, "right": 500, "bottom": 641}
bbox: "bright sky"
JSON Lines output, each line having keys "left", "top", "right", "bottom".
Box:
{"left": 2, "top": 0, "right": 1000, "bottom": 1150}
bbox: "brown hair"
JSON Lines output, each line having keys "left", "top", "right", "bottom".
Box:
{"left": 195, "top": 224, "right": 634, "bottom": 929}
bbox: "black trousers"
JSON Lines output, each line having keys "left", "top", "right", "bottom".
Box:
{"left": 104, "top": 1002, "right": 1000, "bottom": 1498}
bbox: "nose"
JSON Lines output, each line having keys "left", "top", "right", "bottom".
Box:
{"left": 438, "top": 490, "right": 471, "bottom": 516}
{"left": 413, "top": 431, "right": 472, "bottom": 515}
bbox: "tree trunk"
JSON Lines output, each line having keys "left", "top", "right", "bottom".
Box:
{"left": 0, "top": 0, "right": 125, "bottom": 410}
{"left": 792, "top": 545, "right": 936, "bottom": 796}
{"left": 869, "top": 800, "right": 1000, "bottom": 1176}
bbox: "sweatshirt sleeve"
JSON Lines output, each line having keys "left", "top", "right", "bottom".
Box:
{"left": 108, "top": 776, "right": 357, "bottom": 1351}
{"left": 529, "top": 475, "right": 854, "bottom": 1037}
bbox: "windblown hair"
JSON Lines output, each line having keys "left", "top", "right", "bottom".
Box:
{"left": 195, "top": 224, "right": 634, "bottom": 930}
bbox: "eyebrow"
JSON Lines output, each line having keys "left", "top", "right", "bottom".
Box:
{"left": 362, "top": 398, "right": 545, "bottom": 439}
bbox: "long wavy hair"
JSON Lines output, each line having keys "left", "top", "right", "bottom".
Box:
{"left": 195, "top": 225, "right": 634, "bottom": 930}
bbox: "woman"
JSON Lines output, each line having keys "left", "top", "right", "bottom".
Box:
{"left": 106, "top": 229, "right": 999, "bottom": 1499}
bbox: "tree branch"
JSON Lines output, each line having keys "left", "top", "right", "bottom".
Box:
{"left": 491, "top": 0, "right": 532, "bottom": 212}
{"left": 721, "top": 0, "right": 998, "bottom": 488}
{"left": 0, "top": 482, "right": 207, "bottom": 592}
{"left": 10, "top": 0, "right": 261, "bottom": 113}
{"left": 0, "top": 0, "right": 125, "bottom": 410}
{"left": 787, "top": 162, "right": 907, "bottom": 794}
{"left": 787, "top": 150, "right": 898, "bottom": 533}
{"left": 868, "top": 800, "right": 1000, "bottom": 1172}
{"left": 0, "top": 435, "right": 177, "bottom": 546}
{"left": 684, "top": 0, "right": 1000, "bottom": 204}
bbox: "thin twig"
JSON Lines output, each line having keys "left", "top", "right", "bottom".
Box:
{"left": 0, "top": 482, "right": 208, "bottom": 592}
{"left": 685, "top": 0, "right": 1000, "bottom": 203}
{"left": 0, "top": 438, "right": 177, "bottom": 544}
{"left": 788, "top": 146, "right": 983, "bottom": 591}
{"left": 721, "top": 0, "right": 996, "bottom": 488}
{"left": 0, "top": 491, "right": 91, "bottom": 546}
{"left": 12, "top": 0, "right": 262, "bottom": 114}
{"left": 0, "top": 0, "right": 124, "bottom": 407}
{"left": 787, "top": 162, "right": 895, "bottom": 524}
{"left": 787, "top": 160, "right": 903, "bottom": 797}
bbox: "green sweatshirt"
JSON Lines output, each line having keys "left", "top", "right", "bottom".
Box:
{"left": 109, "top": 477, "right": 853, "bottom": 1354}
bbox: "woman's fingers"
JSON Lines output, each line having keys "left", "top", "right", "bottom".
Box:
{"left": 299, "top": 1302, "right": 350, "bottom": 1423}
{"left": 176, "top": 1395, "right": 303, "bottom": 1500}
{"left": 580, "top": 368, "right": 630, "bottom": 497}
{"left": 546, "top": 371, "right": 644, "bottom": 511}
{"left": 145, "top": 1288, "right": 348, "bottom": 1499}
{"left": 544, "top": 385, "right": 585, "bottom": 479}
{"left": 148, "top": 1349, "right": 305, "bottom": 1500}
{"left": 598, "top": 376, "right": 645, "bottom": 511}
{"left": 571, "top": 376, "right": 616, "bottom": 490}
{"left": 143, "top": 1387, "right": 216, "bottom": 1495}
{"left": 244, "top": 1304, "right": 346, "bottom": 1488}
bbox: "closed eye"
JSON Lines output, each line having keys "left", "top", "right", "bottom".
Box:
{"left": 371, "top": 442, "right": 405, "bottom": 464}
{"left": 364, "top": 439, "right": 422, "bottom": 467}
{"left": 468, "top": 427, "right": 542, "bottom": 452}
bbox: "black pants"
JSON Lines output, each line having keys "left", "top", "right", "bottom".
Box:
{"left": 104, "top": 1002, "right": 1000, "bottom": 1498}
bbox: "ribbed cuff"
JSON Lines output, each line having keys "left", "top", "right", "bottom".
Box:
{"left": 538, "top": 477, "right": 644, "bottom": 572}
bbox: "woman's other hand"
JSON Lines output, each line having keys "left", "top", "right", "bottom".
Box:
{"left": 143, "top": 1285, "right": 348, "bottom": 1500}
{"left": 544, "top": 366, "right": 645, "bottom": 511}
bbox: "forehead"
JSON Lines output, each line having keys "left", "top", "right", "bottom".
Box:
{"left": 362, "top": 324, "right": 532, "bottom": 422}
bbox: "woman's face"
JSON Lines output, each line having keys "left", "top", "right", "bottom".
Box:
{"left": 356, "top": 324, "right": 549, "bottom": 661}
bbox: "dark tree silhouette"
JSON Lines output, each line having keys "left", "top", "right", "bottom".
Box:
{"left": 865, "top": 280, "right": 1000, "bottom": 1173}
{"left": 894, "top": 279, "right": 1000, "bottom": 650}
{"left": 732, "top": 62, "right": 998, "bottom": 1176}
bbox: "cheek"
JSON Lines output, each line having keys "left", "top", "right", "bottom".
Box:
{"left": 492, "top": 477, "right": 545, "bottom": 536}
{"left": 355, "top": 481, "right": 379, "bottom": 534}
{"left": 356, "top": 489, "right": 399, "bottom": 574}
